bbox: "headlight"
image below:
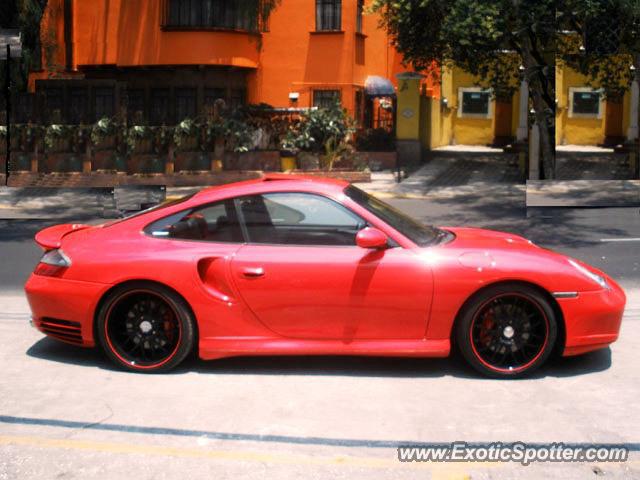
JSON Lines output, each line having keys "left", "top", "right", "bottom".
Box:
{"left": 568, "top": 259, "right": 608, "bottom": 289}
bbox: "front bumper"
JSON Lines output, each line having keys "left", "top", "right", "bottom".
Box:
{"left": 24, "top": 274, "right": 111, "bottom": 347}
{"left": 559, "top": 278, "right": 626, "bottom": 356}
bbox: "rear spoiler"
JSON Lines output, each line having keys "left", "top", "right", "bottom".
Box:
{"left": 34, "top": 224, "right": 92, "bottom": 250}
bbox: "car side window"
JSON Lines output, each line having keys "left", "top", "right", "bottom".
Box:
{"left": 145, "top": 199, "right": 243, "bottom": 243}
{"left": 238, "top": 193, "right": 365, "bottom": 246}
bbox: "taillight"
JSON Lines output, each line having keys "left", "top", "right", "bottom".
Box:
{"left": 34, "top": 249, "right": 71, "bottom": 277}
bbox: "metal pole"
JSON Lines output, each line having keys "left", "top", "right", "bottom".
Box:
{"left": 5, "top": 44, "right": 10, "bottom": 185}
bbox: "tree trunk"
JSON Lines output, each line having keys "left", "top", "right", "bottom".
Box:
{"left": 519, "top": 24, "right": 555, "bottom": 179}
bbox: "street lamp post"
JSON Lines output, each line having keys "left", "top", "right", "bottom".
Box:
{"left": 1, "top": 30, "right": 22, "bottom": 186}
{"left": 5, "top": 44, "right": 11, "bottom": 186}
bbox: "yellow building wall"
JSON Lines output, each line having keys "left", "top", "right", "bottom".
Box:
{"left": 511, "top": 89, "right": 521, "bottom": 133}
{"left": 556, "top": 65, "right": 603, "bottom": 145}
{"left": 420, "top": 96, "right": 449, "bottom": 150}
{"left": 411, "top": 65, "right": 522, "bottom": 149}
{"left": 555, "top": 65, "right": 565, "bottom": 145}
{"left": 396, "top": 75, "right": 423, "bottom": 140}
{"left": 556, "top": 62, "right": 631, "bottom": 145}
{"left": 450, "top": 69, "right": 493, "bottom": 145}
{"left": 434, "top": 67, "right": 518, "bottom": 146}
{"left": 622, "top": 89, "right": 631, "bottom": 135}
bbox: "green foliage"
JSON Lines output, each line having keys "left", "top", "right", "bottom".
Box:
{"left": 125, "top": 125, "right": 155, "bottom": 154}
{"left": 283, "top": 103, "right": 353, "bottom": 154}
{"left": 44, "top": 123, "right": 72, "bottom": 150}
{"left": 12, "top": 123, "right": 44, "bottom": 150}
{"left": 322, "top": 136, "right": 355, "bottom": 171}
{"left": 125, "top": 125, "right": 174, "bottom": 155}
{"left": 90, "top": 117, "right": 120, "bottom": 146}
{"left": 203, "top": 118, "right": 227, "bottom": 150}
{"left": 558, "top": 0, "right": 640, "bottom": 55}
{"left": 370, "top": 0, "right": 556, "bottom": 176}
{"left": 557, "top": 1, "right": 640, "bottom": 97}
{"left": 173, "top": 118, "right": 200, "bottom": 150}
{"left": 220, "top": 111, "right": 256, "bottom": 153}
{"left": 0, "top": 0, "right": 48, "bottom": 92}
{"left": 370, "top": 0, "right": 554, "bottom": 100}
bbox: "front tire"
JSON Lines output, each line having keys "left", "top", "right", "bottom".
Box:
{"left": 456, "top": 284, "right": 557, "bottom": 378}
{"left": 96, "top": 282, "right": 195, "bottom": 373}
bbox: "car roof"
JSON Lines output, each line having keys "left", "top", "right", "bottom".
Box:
{"left": 193, "top": 174, "right": 350, "bottom": 202}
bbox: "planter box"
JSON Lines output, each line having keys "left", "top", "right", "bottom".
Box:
{"left": 10, "top": 152, "right": 33, "bottom": 172}
{"left": 175, "top": 136, "right": 200, "bottom": 152}
{"left": 45, "top": 153, "right": 83, "bottom": 173}
{"left": 355, "top": 151, "right": 397, "bottom": 171}
{"left": 127, "top": 154, "right": 166, "bottom": 174}
{"left": 92, "top": 136, "right": 117, "bottom": 151}
{"left": 289, "top": 169, "right": 371, "bottom": 183}
{"left": 174, "top": 151, "right": 211, "bottom": 172}
{"left": 224, "top": 150, "right": 279, "bottom": 171}
{"left": 46, "top": 137, "right": 72, "bottom": 154}
{"left": 297, "top": 152, "right": 321, "bottom": 170}
{"left": 130, "top": 138, "right": 155, "bottom": 155}
{"left": 93, "top": 149, "right": 126, "bottom": 172}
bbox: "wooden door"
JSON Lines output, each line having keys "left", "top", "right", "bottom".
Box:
{"left": 493, "top": 100, "right": 513, "bottom": 145}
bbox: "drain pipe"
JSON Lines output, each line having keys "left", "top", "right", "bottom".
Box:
{"left": 63, "top": 0, "right": 74, "bottom": 72}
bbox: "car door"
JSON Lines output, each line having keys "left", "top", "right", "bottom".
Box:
{"left": 230, "top": 192, "right": 433, "bottom": 340}
{"left": 144, "top": 198, "right": 245, "bottom": 304}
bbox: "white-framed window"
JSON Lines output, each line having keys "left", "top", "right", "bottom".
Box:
{"left": 457, "top": 87, "right": 493, "bottom": 118}
{"left": 568, "top": 87, "right": 603, "bottom": 118}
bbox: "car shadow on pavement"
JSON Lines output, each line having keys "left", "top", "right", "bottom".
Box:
{"left": 26, "top": 337, "right": 612, "bottom": 379}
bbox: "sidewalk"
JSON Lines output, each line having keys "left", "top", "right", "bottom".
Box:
{"left": 1, "top": 168, "right": 639, "bottom": 220}
{"left": 526, "top": 180, "right": 640, "bottom": 207}
{"left": 556, "top": 147, "right": 634, "bottom": 181}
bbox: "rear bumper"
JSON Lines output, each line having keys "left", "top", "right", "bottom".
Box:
{"left": 24, "top": 274, "right": 111, "bottom": 347}
{"left": 559, "top": 280, "right": 626, "bottom": 356}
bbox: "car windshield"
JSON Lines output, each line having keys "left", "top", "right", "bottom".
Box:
{"left": 344, "top": 185, "right": 443, "bottom": 246}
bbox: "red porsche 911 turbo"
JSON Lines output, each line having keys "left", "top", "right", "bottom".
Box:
{"left": 24, "top": 175, "right": 626, "bottom": 377}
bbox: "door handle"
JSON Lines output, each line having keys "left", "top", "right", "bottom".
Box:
{"left": 242, "top": 267, "right": 265, "bottom": 278}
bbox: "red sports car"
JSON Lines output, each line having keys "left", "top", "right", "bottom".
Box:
{"left": 25, "top": 175, "right": 626, "bottom": 377}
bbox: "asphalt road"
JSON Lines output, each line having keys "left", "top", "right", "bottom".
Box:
{"left": 1, "top": 199, "right": 639, "bottom": 291}
{"left": 1, "top": 198, "right": 639, "bottom": 479}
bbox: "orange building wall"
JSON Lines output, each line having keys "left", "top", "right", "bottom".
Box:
{"left": 34, "top": 0, "right": 438, "bottom": 114}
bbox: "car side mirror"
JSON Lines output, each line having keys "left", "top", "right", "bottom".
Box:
{"left": 356, "top": 227, "right": 388, "bottom": 249}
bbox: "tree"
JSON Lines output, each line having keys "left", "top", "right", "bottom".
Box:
{"left": 0, "top": 0, "right": 48, "bottom": 92}
{"left": 557, "top": 1, "right": 640, "bottom": 100}
{"left": 371, "top": 0, "right": 556, "bottom": 178}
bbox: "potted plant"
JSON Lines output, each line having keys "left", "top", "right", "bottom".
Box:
{"left": 126, "top": 125, "right": 168, "bottom": 174}
{"left": 286, "top": 103, "right": 354, "bottom": 171}
{"left": 173, "top": 118, "right": 200, "bottom": 152}
{"left": 44, "top": 124, "right": 73, "bottom": 153}
{"left": 203, "top": 118, "right": 226, "bottom": 172}
{"left": 91, "top": 117, "right": 120, "bottom": 150}
{"left": 220, "top": 114, "right": 257, "bottom": 170}
{"left": 126, "top": 125, "right": 155, "bottom": 155}
{"left": 279, "top": 137, "right": 298, "bottom": 172}
{"left": 91, "top": 117, "right": 122, "bottom": 171}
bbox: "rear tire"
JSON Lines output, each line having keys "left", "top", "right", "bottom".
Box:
{"left": 96, "top": 282, "right": 195, "bottom": 373}
{"left": 456, "top": 284, "right": 557, "bottom": 378}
